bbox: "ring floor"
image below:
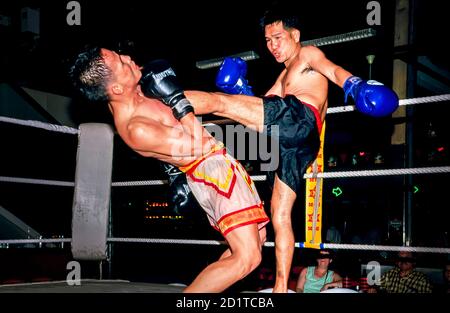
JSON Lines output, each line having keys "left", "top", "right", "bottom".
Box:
{"left": 0, "top": 279, "right": 185, "bottom": 293}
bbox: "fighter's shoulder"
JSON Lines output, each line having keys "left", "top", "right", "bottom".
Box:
{"left": 301, "top": 45, "right": 326, "bottom": 59}
{"left": 126, "top": 114, "right": 162, "bottom": 132}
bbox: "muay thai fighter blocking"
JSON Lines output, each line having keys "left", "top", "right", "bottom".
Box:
{"left": 184, "top": 5, "right": 399, "bottom": 292}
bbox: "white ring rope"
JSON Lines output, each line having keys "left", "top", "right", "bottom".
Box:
{"left": 1, "top": 237, "right": 449, "bottom": 254}
{"left": 1, "top": 95, "right": 449, "bottom": 133}
{"left": 0, "top": 116, "right": 79, "bottom": 135}
{"left": 2, "top": 166, "right": 449, "bottom": 187}
{"left": 322, "top": 243, "right": 450, "bottom": 254}
{"left": 0, "top": 176, "right": 75, "bottom": 187}
{"left": 0, "top": 238, "right": 71, "bottom": 244}
{"left": 399, "top": 94, "right": 450, "bottom": 106}
{"left": 302, "top": 166, "right": 450, "bottom": 179}
{"left": 1, "top": 96, "right": 449, "bottom": 254}
{"left": 327, "top": 94, "right": 450, "bottom": 114}
{"left": 108, "top": 237, "right": 226, "bottom": 246}
{"left": 111, "top": 180, "right": 167, "bottom": 187}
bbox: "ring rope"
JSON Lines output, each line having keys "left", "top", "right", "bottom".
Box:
{"left": 302, "top": 166, "right": 450, "bottom": 179}
{"left": 0, "top": 116, "right": 79, "bottom": 135}
{"left": 1, "top": 95, "right": 447, "bottom": 255}
{"left": 1, "top": 95, "right": 449, "bottom": 132}
{"left": 108, "top": 237, "right": 226, "bottom": 246}
{"left": 399, "top": 94, "right": 450, "bottom": 106}
{"left": 2, "top": 166, "right": 449, "bottom": 187}
{"left": 322, "top": 243, "right": 450, "bottom": 254}
{"left": 0, "top": 238, "right": 71, "bottom": 245}
{"left": 111, "top": 180, "right": 167, "bottom": 187}
{"left": 1, "top": 237, "right": 449, "bottom": 254}
{"left": 327, "top": 94, "right": 450, "bottom": 114}
{"left": 0, "top": 176, "right": 75, "bottom": 187}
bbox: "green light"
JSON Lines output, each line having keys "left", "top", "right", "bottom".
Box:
{"left": 413, "top": 186, "right": 419, "bottom": 193}
{"left": 332, "top": 187, "right": 343, "bottom": 197}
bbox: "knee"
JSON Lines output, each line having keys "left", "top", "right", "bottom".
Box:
{"left": 245, "top": 250, "right": 262, "bottom": 275}
{"left": 237, "top": 248, "right": 262, "bottom": 278}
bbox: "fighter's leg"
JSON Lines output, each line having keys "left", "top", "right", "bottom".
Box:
{"left": 185, "top": 91, "right": 264, "bottom": 132}
{"left": 183, "top": 223, "right": 263, "bottom": 293}
{"left": 218, "top": 227, "right": 266, "bottom": 261}
{"left": 270, "top": 174, "right": 297, "bottom": 293}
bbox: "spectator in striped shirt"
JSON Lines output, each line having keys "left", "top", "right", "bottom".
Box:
{"left": 368, "top": 251, "right": 432, "bottom": 293}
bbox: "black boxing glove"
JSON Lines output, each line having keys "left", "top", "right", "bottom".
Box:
{"left": 139, "top": 59, "right": 194, "bottom": 120}
{"left": 161, "top": 162, "right": 193, "bottom": 215}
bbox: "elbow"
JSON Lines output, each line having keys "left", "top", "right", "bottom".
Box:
{"left": 332, "top": 66, "right": 344, "bottom": 87}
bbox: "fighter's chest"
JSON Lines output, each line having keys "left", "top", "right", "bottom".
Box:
{"left": 282, "top": 65, "right": 317, "bottom": 91}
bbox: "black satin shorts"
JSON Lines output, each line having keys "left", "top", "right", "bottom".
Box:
{"left": 263, "top": 95, "right": 320, "bottom": 194}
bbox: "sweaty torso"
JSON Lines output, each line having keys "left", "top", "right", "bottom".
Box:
{"left": 114, "top": 97, "right": 212, "bottom": 167}
{"left": 267, "top": 47, "right": 329, "bottom": 122}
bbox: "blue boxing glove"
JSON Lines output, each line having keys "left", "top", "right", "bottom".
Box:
{"left": 343, "top": 76, "right": 399, "bottom": 117}
{"left": 216, "top": 57, "right": 254, "bottom": 95}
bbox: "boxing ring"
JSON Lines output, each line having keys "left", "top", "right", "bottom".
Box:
{"left": 1, "top": 28, "right": 450, "bottom": 293}
{"left": 1, "top": 92, "right": 449, "bottom": 292}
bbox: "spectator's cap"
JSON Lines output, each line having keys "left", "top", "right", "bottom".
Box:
{"left": 316, "top": 249, "right": 334, "bottom": 259}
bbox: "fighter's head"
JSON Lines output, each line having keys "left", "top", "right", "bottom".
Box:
{"left": 259, "top": 4, "right": 300, "bottom": 32}
{"left": 260, "top": 5, "right": 301, "bottom": 63}
{"left": 69, "top": 46, "right": 112, "bottom": 102}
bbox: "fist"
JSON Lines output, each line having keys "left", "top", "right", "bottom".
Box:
{"left": 216, "top": 57, "right": 254, "bottom": 95}
{"left": 343, "top": 76, "right": 399, "bottom": 117}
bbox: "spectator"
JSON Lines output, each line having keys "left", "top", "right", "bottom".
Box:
{"left": 368, "top": 251, "right": 433, "bottom": 293}
{"left": 296, "top": 249, "right": 342, "bottom": 293}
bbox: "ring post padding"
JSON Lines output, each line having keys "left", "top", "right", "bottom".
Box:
{"left": 71, "top": 123, "right": 114, "bottom": 260}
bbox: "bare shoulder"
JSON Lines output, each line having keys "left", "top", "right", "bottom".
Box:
{"left": 127, "top": 115, "right": 160, "bottom": 130}
{"left": 302, "top": 45, "right": 326, "bottom": 59}
{"left": 115, "top": 116, "right": 137, "bottom": 141}
{"left": 300, "top": 267, "right": 308, "bottom": 276}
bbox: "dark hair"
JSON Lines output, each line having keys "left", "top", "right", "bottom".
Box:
{"left": 259, "top": 3, "right": 300, "bottom": 31}
{"left": 316, "top": 249, "right": 334, "bottom": 259}
{"left": 68, "top": 46, "right": 112, "bottom": 102}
